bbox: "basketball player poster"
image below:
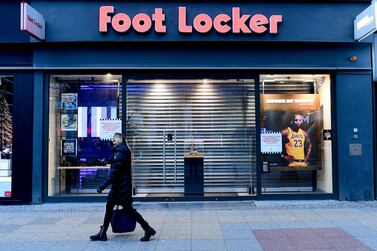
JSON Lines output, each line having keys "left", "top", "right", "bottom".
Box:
{"left": 260, "top": 94, "right": 321, "bottom": 168}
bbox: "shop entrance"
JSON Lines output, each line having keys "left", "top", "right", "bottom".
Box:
{"left": 126, "top": 79, "right": 257, "bottom": 197}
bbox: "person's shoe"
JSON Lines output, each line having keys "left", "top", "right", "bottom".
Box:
{"left": 90, "top": 225, "right": 107, "bottom": 241}
{"left": 140, "top": 227, "right": 156, "bottom": 241}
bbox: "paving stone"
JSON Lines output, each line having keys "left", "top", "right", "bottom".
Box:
{"left": 84, "top": 240, "right": 124, "bottom": 251}
{"left": 51, "top": 240, "right": 90, "bottom": 251}
{"left": 164, "top": 216, "right": 191, "bottom": 223}
{"left": 222, "top": 229, "right": 254, "bottom": 240}
{"left": 45, "top": 224, "right": 77, "bottom": 233}
{"left": 159, "top": 230, "right": 191, "bottom": 240}
{"left": 220, "top": 222, "right": 250, "bottom": 231}
{"left": 163, "top": 222, "right": 191, "bottom": 230}
{"left": 288, "top": 237, "right": 334, "bottom": 249}
{"left": 331, "top": 220, "right": 362, "bottom": 227}
{"left": 56, "top": 217, "right": 88, "bottom": 225}
{"left": 192, "top": 240, "right": 227, "bottom": 251}
{"left": 323, "top": 236, "right": 373, "bottom": 250}
{"left": 303, "top": 220, "right": 337, "bottom": 228}
{"left": 225, "top": 239, "right": 263, "bottom": 251}
{"left": 121, "top": 240, "right": 158, "bottom": 251}
{"left": 312, "top": 227, "right": 352, "bottom": 237}
{"left": 0, "top": 224, "right": 22, "bottom": 233}
{"left": 0, "top": 232, "right": 35, "bottom": 242}
{"left": 248, "top": 221, "right": 280, "bottom": 229}
{"left": 192, "top": 216, "right": 218, "bottom": 223}
{"left": 282, "top": 228, "right": 317, "bottom": 238}
{"left": 155, "top": 239, "right": 191, "bottom": 251}
{"left": 270, "top": 215, "right": 300, "bottom": 221}
{"left": 255, "top": 236, "right": 296, "bottom": 250}
{"left": 191, "top": 222, "right": 221, "bottom": 230}
{"left": 0, "top": 241, "right": 24, "bottom": 251}
{"left": 29, "top": 217, "right": 63, "bottom": 225}
{"left": 14, "top": 224, "right": 54, "bottom": 233}
{"left": 355, "top": 236, "right": 377, "bottom": 250}
{"left": 2, "top": 217, "right": 35, "bottom": 225}
{"left": 244, "top": 215, "right": 272, "bottom": 221}
{"left": 253, "top": 229, "right": 287, "bottom": 239}
{"left": 81, "top": 217, "right": 102, "bottom": 224}
{"left": 341, "top": 226, "right": 377, "bottom": 237}
{"left": 30, "top": 232, "right": 70, "bottom": 241}
{"left": 275, "top": 220, "right": 308, "bottom": 229}
{"left": 18, "top": 241, "right": 58, "bottom": 251}
{"left": 192, "top": 230, "right": 223, "bottom": 239}
{"left": 217, "top": 210, "right": 246, "bottom": 216}
{"left": 218, "top": 215, "right": 245, "bottom": 223}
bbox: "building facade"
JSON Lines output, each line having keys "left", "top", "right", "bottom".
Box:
{"left": 0, "top": 0, "right": 375, "bottom": 204}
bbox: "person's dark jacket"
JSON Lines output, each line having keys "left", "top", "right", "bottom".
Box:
{"left": 98, "top": 143, "right": 133, "bottom": 202}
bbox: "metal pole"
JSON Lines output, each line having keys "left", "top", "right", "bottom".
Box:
{"left": 163, "top": 130, "right": 166, "bottom": 182}
{"left": 174, "top": 130, "right": 177, "bottom": 182}
{"left": 373, "top": 33, "right": 377, "bottom": 82}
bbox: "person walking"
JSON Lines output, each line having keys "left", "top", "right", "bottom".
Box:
{"left": 90, "top": 133, "right": 156, "bottom": 242}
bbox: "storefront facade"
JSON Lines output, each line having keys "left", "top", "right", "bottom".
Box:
{"left": 0, "top": 0, "right": 374, "bottom": 204}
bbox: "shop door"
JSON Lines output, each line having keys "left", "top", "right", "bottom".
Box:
{"left": 126, "top": 79, "right": 257, "bottom": 197}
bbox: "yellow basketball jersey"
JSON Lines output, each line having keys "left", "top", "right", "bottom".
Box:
{"left": 285, "top": 127, "right": 305, "bottom": 160}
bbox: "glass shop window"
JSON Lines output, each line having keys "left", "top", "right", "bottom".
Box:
{"left": 0, "top": 76, "right": 13, "bottom": 198}
{"left": 48, "top": 75, "right": 122, "bottom": 196}
{"left": 260, "top": 74, "right": 333, "bottom": 194}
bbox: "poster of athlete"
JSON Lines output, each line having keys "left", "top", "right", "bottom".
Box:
{"left": 260, "top": 94, "right": 321, "bottom": 168}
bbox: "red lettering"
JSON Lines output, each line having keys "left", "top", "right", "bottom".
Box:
{"left": 112, "top": 13, "right": 131, "bottom": 32}
{"left": 250, "top": 14, "right": 268, "bottom": 33}
{"left": 178, "top": 7, "right": 192, "bottom": 33}
{"left": 99, "top": 6, "right": 114, "bottom": 32}
{"left": 213, "top": 14, "right": 231, "bottom": 33}
{"left": 269, "top": 15, "right": 283, "bottom": 34}
{"left": 232, "top": 7, "right": 251, "bottom": 33}
{"left": 152, "top": 8, "right": 166, "bottom": 33}
{"left": 98, "top": 6, "right": 283, "bottom": 35}
{"left": 132, "top": 13, "right": 152, "bottom": 33}
{"left": 193, "top": 14, "right": 213, "bottom": 33}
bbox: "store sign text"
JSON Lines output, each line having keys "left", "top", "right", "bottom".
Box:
{"left": 99, "top": 6, "right": 283, "bottom": 34}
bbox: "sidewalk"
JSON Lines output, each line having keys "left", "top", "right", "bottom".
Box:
{"left": 1, "top": 200, "right": 377, "bottom": 250}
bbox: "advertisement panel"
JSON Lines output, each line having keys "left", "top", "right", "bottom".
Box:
{"left": 260, "top": 94, "right": 320, "bottom": 168}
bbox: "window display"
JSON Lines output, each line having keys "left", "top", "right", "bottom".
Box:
{"left": 0, "top": 76, "right": 13, "bottom": 198}
{"left": 260, "top": 74, "right": 333, "bottom": 194}
{"left": 48, "top": 75, "right": 122, "bottom": 196}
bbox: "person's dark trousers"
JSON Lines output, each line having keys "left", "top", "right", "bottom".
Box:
{"left": 102, "top": 200, "right": 149, "bottom": 232}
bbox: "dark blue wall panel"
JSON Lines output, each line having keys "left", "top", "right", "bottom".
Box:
{"left": 33, "top": 43, "right": 371, "bottom": 69}
{"left": 0, "top": 47, "right": 33, "bottom": 67}
{"left": 12, "top": 73, "right": 34, "bottom": 203}
{"left": 336, "top": 72, "right": 374, "bottom": 201}
{"left": 0, "top": 2, "right": 30, "bottom": 43}
{"left": 31, "top": 1, "right": 368, "bottom": 42}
